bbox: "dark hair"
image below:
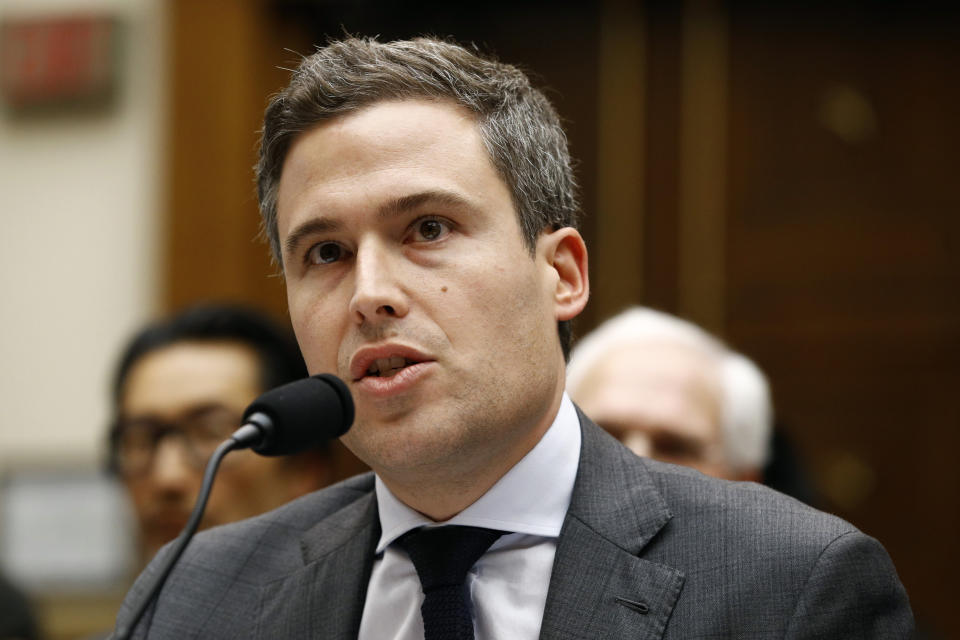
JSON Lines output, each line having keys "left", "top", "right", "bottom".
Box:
{"left": 107, "top": 304, "right": 308, "bottom": 471}
{"left": 256, "top": 36, "right": 579, "bottom": 356}
{"left": 111, "top": 304, "right": 307, "bottom": 404}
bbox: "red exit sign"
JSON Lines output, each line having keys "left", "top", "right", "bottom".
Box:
{"left": 0, "top": 14, "right": 119, "bottom": 110}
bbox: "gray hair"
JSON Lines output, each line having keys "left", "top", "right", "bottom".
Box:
{"left": 566, "top": 307, "right": 773, "bottom": 472}
{"left": 255, "top": 36, "right": 580, "bottom": 355}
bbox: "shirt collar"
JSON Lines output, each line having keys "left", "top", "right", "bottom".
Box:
{"left": 374, "top": 393, "right": 582, "bottom": 553}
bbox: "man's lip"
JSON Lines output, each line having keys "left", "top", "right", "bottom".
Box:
{"left": 349, "top": 344, "right": 434, "bottom": 382}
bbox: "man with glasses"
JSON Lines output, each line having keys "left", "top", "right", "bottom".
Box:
{"left": 108, "top": 304, "right": 334, "bottom": 562}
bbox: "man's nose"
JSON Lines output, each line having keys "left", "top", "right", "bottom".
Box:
{"left": 349, "top": 241, "right": 409, "bottom": 324}
{"left": 149, "top": 438, "right": 196, "bottom": 493}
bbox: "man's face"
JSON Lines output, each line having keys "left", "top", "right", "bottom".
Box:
{"left": 276, "top": 99, "right": 571, "bottom": 493}
{"left": 571, "top": 341, "right": 735, "bottom": 479}
{"left": 118, "top": 341, "right": 321, "bottom": 561}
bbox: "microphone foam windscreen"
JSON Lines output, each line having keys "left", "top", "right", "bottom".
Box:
{"left": 243, "top": 373, "right": 354, "bottom": 456}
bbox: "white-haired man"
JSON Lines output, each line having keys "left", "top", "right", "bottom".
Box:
{"left": 567, "top": 306, "right": 771, "bottom": 481}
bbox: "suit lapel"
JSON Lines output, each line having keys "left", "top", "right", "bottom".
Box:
{"left": 256, "top": 487, "right": 379, "bottom": 640}
{"left": 539, "top": 411, "right": 685, "bottom": 639}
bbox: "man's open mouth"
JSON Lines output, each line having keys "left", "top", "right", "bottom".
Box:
{"left": 366, "top": 356, "right": 418, "bottom": 378}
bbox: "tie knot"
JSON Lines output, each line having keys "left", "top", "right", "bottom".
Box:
{"left": 397, "top": 525, "right": 504, "bottom": 591}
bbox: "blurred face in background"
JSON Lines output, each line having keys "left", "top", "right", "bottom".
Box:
{"left": 115, "top": 341, "right": 326, "bottom": 561}
{"left": 571, "top": 340, "right": 736, "bottom": 479}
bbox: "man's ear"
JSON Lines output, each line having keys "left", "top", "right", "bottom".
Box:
{"left": 539, "top": 227, "right": 589, "bottom": 322}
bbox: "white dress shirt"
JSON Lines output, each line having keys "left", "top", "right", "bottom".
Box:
{"left": 358, "top": 393, "right": 582, "bottom": 640}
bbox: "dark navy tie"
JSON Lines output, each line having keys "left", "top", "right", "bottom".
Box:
{"left": 397, "top": 526, "right": 505, "bottom": 640}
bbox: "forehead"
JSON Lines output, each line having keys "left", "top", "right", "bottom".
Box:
{"left": 575, "top": 341, "right": 723, "bottom": 433}
{"left": 590, "top": 340, "right": 719, "bottom": 388}
{"left": 275, "top": 98, "right": 511, "bottom": 234}
{"left": 121, "top": 341, "right": 262, "bottom": 417}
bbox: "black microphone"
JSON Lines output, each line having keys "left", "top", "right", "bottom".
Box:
{"left": 114, "top": 374, "right": 354, "bottom": 640}
{"left": 234, "top": 373, "right": 355, "bottom": 455}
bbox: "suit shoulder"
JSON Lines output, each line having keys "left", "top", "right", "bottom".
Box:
{"left": 113, "top": 473, "right": 377, "bottom": 638}
{"left": 188, "top": 471, "right": 376, "bottom": 559}
{"left": 570, "top": 416, "right": 913, "bottom": 636}
{"left": 643, "top": 457, "right": 857, "bottom": 547}
{"left": 647, "top": 462, "right": 913, "bottom": 636}
{"left": 145, "top": 472, "right": 375, "bottom": 589}
{"left": 577, "top": 413, "right": 857, "bottom": 547}
{"left": 246, "top": 471, "right": 376, "bottom": 529}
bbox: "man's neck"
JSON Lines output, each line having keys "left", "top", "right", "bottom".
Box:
{"left": 377, "top": 392, "right": 564, "bottom": 521}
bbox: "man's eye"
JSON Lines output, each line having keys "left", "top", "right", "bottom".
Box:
{"left": 306, "top": 242, "right": 345, "bottom": 265}
{"left": 411, "top": 218, "right": 450, "bottom": 242}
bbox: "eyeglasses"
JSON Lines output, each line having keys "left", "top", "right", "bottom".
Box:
{"left": 110, "top": 405, "right": 242, "bottom": 476}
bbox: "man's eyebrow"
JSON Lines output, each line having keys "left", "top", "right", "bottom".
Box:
{"left": 283, "top": 217, "right": 342, "bottom": 257}
{"left": 378, "top": 190, "right": 474, "bottom": 219}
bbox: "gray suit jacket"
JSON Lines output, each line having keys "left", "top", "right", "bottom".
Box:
{"left": 114, "top": 411, "right": 913, "bottom": 638}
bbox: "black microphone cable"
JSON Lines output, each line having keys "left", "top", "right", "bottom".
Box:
{"left": 113, "top": 373, "right": 353, "bottom": 640}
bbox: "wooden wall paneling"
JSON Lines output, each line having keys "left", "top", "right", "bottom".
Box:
{"left": 641, "top": 3, "right": 683, "bottom": 314}
{"left": 165, "top": 0, "right": 311, "bottom": 318}
{"left": 677, "top": 0, "right": 728, "bottom": 335}
{"left": 593, "top": 0, "right": 646, "bottom": 323}
{"left": 725, "top": 4, "right": 960, "bottom": 635}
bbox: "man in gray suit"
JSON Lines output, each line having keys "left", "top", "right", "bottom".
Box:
{"left": 114, "top": 36, "right": 913, "bottom": 639}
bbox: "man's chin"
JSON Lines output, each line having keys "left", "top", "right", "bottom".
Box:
{"left": 343, "top": 414, "right": 475, "bottom": 477}
{"left": 345, "top": 402, "right": 425, "bottom": 444}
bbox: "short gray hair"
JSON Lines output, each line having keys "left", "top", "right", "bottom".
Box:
{"left": 566, "top": 307, "right": 773, "bottom": 471}
{"left": 256, "top": 36, "right": 580, "bottom": 355}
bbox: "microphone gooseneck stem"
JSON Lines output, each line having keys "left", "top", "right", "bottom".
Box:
{"left": 114, "top": 435, "right": 249, "bottom": 640}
